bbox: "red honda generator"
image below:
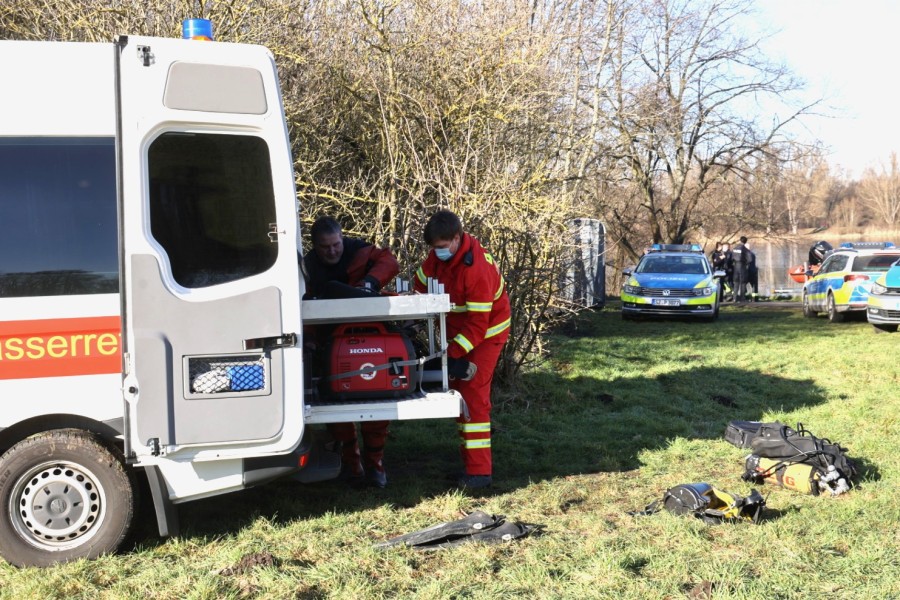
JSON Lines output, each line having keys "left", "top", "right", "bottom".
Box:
{"left": 324, "top": 322, "right": 421, "bottom": 400}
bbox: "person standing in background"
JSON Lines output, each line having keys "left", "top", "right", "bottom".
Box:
{"left": 746, "top": 241, "right": 759, "bottom": 301}
{"left": 711, "top": 242, "right": 730, "bottom": 300}
{"left": 721, "top": 242, "right": 734, "bottom": 300}
{"left": 731, "top": 236, "right": 749, "bottom": 303}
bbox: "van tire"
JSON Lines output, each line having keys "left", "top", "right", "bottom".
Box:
{"left": 0, "top": 429, "right": 134, "bottom": 567}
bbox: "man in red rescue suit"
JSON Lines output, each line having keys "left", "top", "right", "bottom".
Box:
{"left": 414, "top": 210, "right": 510, "bottom": 489}
{"left": 303, "top": 216, "right": 399, "bottom": 488}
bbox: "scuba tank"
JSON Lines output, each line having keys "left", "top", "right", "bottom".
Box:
{"left": 744, "top": 454, "right": 849, "bottom": 496}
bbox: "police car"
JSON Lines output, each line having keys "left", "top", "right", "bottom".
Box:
{"left": 866, "top": 257, "right": 900, "bottom": 332}
{"left": 801, "top": 242, "right": 900, "bottom": 322}
{"left": 620, "top": 244, "right": 724, "bottom": 321}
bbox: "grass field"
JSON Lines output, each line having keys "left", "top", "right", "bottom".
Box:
{"left": 1, "top": 303, "right": 898, "bottom": 599}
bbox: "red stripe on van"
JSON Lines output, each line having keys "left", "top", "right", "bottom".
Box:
{"left": 0, "top": 316, "right": 122, "bottom": 380}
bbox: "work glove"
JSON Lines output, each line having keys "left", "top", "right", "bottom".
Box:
{"left": 422, "top": 357, "right": 442, "bottom": 371}
{"left": 447, "top": 357, "right": 477, "bottom": 381}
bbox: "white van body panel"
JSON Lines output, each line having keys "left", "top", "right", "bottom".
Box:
{"left": 1, "top": 37, "right": 308, "bottom": 476}
{"left": 1, "top": 42, "right": 116, "bottom": 136}
{"left": 1, "top": 43, "right": 121, "bottom": 427}
{"left": 0, "top": 295, "right": 121, "bottom": 425}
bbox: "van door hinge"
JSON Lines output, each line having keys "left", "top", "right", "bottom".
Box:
{"left": 268, "top": 223, "right": 285, "bottom": 243}
{"left": 243, "top": 333, "right": 297, "bottom": 351}
{"left": 137, "top": 45, "right": 154, "bottom": 67}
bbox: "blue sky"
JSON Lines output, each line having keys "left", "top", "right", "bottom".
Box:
{"left": 749, "top": 0, "right": 900, "bottom": 177}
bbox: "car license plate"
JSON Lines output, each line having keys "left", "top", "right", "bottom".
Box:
{"left": 652, "top": 298, "right": 681, "bottom": 306}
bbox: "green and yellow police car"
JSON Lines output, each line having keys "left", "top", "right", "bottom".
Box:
{"left": 621, "top": 244, "right": 724, "bottom": 321}
{"left": 802, "top": 242, "right": 900, "bottom": 322}
{"left": 866, "top": 257, "right": 900, "bottom": 333}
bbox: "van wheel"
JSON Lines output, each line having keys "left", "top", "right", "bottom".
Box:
{"left": 802, "top": 292, "right": 816, "bottom": 318}
{"left": 0, "top": 430, "right": 134, "bottom": 567}
{"left": 826, "top": 293, "right": 844, "bottom": 323}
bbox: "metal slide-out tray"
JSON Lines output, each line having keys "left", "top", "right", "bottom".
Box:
{"left": 301, "top": 293, "right": 452, "bottom": 323}
{"left": 301, "top": 293, "right": 458, "bottom": 423}
{"left": 304, "top": 390, "right": 462, "bottom": 424}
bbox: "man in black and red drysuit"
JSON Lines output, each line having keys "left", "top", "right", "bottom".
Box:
{"left": 414, "top": 210, "right": 510, "bottom": 489}
{"left": 303, "top": 216, "right": 399, "bottom": 488}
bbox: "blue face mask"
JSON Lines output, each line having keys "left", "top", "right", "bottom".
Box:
{"left": 434, "top": 247, "right": 454, "bottom": 261}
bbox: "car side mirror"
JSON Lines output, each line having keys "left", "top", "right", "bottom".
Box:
{"left": 713, "top": 270, "right": 725, "bottom": 278}
{"left": 623, "top": 267, "right": 633, "bottom": 276}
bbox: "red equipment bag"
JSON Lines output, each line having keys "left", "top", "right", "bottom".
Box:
{"left": 325, "top": 322, "right": 419, "bottom": 400}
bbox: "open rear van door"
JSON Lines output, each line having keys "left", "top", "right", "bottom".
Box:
{"left": 116, "top": 35, "right": 304, "bottom": 460}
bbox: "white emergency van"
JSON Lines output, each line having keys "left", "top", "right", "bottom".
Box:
{"left": 0, "top": 32, "right": 459, "bottom": 567}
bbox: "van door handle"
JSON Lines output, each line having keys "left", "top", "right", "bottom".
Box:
{"left": 243, "top": 333, "right": 297, "bottom": 351}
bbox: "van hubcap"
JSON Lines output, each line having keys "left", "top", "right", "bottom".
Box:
{"left": 11, "top": 461, "right": 105, "bottom": 549}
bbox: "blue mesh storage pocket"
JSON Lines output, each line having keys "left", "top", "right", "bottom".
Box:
{"left": 228, "top": 364, "right": 265, "bottom": 391}
{"left": 188, "top": 354, "right": 267, "bottom": 395}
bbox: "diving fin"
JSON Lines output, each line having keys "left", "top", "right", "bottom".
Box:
{"left": 374, "top": 510, "right": 503, "bottom": 549}
{"left": 432, "top": 520, "right": 537, "bottom": 548}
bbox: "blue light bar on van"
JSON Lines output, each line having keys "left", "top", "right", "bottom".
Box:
{"left": 182, "top": 18, "right": 213, "bottom": 41}
{"left": 838, "top": 241, "right": 896, "bottom": 250}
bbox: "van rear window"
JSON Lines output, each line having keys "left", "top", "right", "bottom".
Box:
{"left": 0, "top": 138, "right": 118, "bottom": 298}
{"left": 148, "top": 132, "right": 278, "bottom": 288}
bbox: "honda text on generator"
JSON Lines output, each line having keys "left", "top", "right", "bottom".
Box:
{"left": 0, "top": 25, "right": 460, "bottom": 567}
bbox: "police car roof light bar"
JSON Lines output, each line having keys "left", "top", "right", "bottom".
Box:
{"left": 838, "top": 241, "right": 896, "bottom": 250}
{"left": 649, "top": 243, "right": 702, "bottom": 253}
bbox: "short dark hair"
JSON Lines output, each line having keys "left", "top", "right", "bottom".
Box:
{"left": 310, "top": 216, "right": 342, "bottom": 243}
{"left": 740, "top": 235, "right": 748, "bottom": 244}
{"left": 424, "top": 210, "right": 463, "bottom": 245}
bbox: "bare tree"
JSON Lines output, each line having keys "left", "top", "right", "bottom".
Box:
{"left": 858, "top": 153, "right": 900, "bottom": 227}
{"left": 0, "top": 0, "right": 311, "bottom": 42}
{"left": 828, "top": 180, "right": 861, "bottom": 229}
{"left": 601, "top": 0, "right": 814, "bottom": 245}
